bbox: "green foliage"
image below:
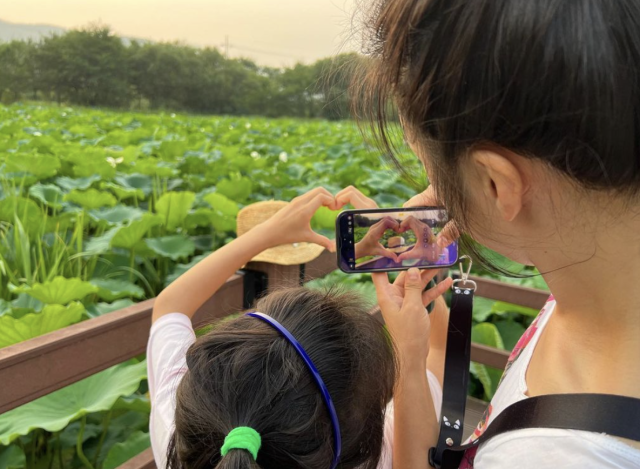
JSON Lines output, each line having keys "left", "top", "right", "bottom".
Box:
{"left": 145, "top": 235, "right": 196, "bottom": 260}
{"left": 0, "top": 26, "right": 360, "bottom": 119}
{"left": 0, "top": 360, "right": 146, "bottom": 445}
{"left": 11, "top": 277, "right": 98, "bottom": 304}
{"left": 102, "top": 431, "right": 150, "bottom": 469}
{"left": 89, "top": 278, "right": 145, "bottom": 302}
{"left": 65, "top": 189, "right": 118, "bottom": 210}
{"left": 155, "top": 191, "right": 195, "bottom": 231}
{"left": 0, "top": 445, "right": 25, "bottom": 469}
{"left": 0, "top": 302, "right": 84, "bottom": 348}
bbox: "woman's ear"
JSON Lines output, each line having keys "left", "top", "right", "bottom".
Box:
{"left": 470, "top": 150, "right": 527, "bottom": 222}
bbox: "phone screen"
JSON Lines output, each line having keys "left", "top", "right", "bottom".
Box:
{"left": 336, "top": 207, "right": 458, "bottom": 273}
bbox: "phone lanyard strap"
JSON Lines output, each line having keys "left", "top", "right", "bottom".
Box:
{"left": 429, "top": 256, "right": 476, "bottom": 468}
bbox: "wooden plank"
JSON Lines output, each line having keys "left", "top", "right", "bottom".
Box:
{"left": 369, "top": 305, "right": 510, "bottom": 370}
{"left": 469, "top": 275, "right": 549, "bottom": 310}
{"left": 471, "top": 343, "right": 510, "bottom": 370}
{"left": 0, "top": 275, "right": 244, "bottom": 414}
{"left": 463, "top": 397, "right": 488, "bottom": 441}
{"left": 116, "top": 448, "right": 156, "bottom": 469}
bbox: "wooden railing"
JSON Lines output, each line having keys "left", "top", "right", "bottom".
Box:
{"left": 0, "top": 250, "right": 550, "bottom": 469}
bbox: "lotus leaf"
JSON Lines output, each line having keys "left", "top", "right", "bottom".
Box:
{"left": 28, "top": 184, "right": 65, "bottom": 209}
{"left": 85, "top": 299, "right": 136, "bottom": 318}
{"left": 216, "top": 176, "right": 252, "bottom": 201}
{"left": 103, "top": 431, "right": 150, "bottom": 469}
{"left": 145, "top": 234, "right": 195, "bottom": 260}
{"left": 111, "top": 214, "right": 162, "bottom": 249}
{"left": 84, "top": 227, "right": 122, "bottom": 254}
{"left": 0, "top": 302, "right": 85, "bottom": 348}
{"left": 0, "top": 360, "right": 146, "bottom": 445}
{"left": 12, "top": 277, "right": 98, "bottom": 304}
{"left": 55, "top": 175, "right": 100, "bottom": 191}
{"left": 203, "top": 192, "right": 239, "bottom": 217}
{"left": 89, "top": 206, "right": 145, "bottom": 225}
{"left": 113, "top": 174, "right": 153, "bottom": 197}
{"left": 155, "top": 191, "right": 195, "bottom": 231}
{"left": 3, "top": 153, "right": 60, "bottom": 179}
{"left": 90, "top": 278, "right": 145, "bottom": 302}
{"left": 65, "top": 189, "right": 117, "bottom": 210}
{"left": 0, "top": 445, "right": 25, "bottom": 469}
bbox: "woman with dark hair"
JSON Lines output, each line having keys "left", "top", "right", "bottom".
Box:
{"left": 358, "top": 0, "right": 640, "bottom": 467}
{"left": 147, "top": 187, "right": 451, "bottom": 468}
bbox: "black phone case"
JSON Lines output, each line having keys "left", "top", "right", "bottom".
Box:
{"left": 335, "top": 206, "right": 458, "bottom": 274}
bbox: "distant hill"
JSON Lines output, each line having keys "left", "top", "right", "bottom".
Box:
{"left": 0, "top": 19, "right": 149, "bottom": 46}
{"left": 0, "top": 18, "right": 66, "bottom": 42}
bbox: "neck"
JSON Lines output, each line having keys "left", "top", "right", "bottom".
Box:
{"left": 526, "top": 198, "right": 640, "bottom": 394}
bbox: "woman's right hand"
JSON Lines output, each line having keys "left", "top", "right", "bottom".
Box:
{"left": 372, "top": 267, "right": 452, "bottom": 361}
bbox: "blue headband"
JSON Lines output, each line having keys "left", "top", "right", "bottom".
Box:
{"left": 246, "top": 312, "right": 342, "bottom": 469}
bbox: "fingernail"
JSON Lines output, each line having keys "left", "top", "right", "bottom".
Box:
{"left": 408, "top": 268, "right": 419, "bottom": 280}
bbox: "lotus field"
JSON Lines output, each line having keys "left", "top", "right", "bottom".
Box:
{"left": 0, "top": 103, "right": 546, "bottom": 468}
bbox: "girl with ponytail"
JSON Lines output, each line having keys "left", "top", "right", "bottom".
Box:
{"left": 147, "top": 187, "right": 451, "bottom": 468}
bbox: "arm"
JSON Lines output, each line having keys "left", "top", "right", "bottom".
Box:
{"left": 372, "top": 268, "right": 452, "bottom": 468}
{"left": 152, "top": 187, "right": 336, "bottom": 323}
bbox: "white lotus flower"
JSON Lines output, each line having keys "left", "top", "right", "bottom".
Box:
{"left": 245, "top": 123, "right": 251, "bottom": 129}
{"left": 106, "top": 156, "right": 124, "bottom": 168}
{"left": 279, "top": 152, "right": 288, "bottom": 163}
{"left": 250, "top": 151, "right": 260, "bottom": 159}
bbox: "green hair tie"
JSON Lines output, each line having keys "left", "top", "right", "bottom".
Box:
{"left": 220, "top": 427, "right": 262, "bottom": 460}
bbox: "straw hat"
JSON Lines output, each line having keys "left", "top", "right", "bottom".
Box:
{"left": 236, "top": 200, "right": 326, "bottom": 266}
{"left": 387, "top": 236, "right": 410, "bottom": 253}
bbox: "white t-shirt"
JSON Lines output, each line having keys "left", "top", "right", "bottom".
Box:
{"left": 460, "top": 296, "right": 640, "bottom": 469}
{"left": 146, "top": 312, "right": 442, "bottom": 469}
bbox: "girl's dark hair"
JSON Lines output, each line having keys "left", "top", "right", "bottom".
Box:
{"left": 166, "top": 286, "right": 396, "bottom": 469}
{"left": 356, "top": 0, "right": 640, "bottom": 268}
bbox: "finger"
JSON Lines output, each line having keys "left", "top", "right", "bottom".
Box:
{"left": 422, "top": 277, "right": 453, "bottom": 305}
{"left": 403, "top": 185, "right": 436, "bottom": 208}
{"left": 335, "top": 186, "right": 377, "bottom": 210}
{"left": 401, "top": 268, "right": 427, "bottom": 309}
{"left": 437, "top": 220, "right": 460, "bottom": 248}
{"left": 379, "top": 248, "right": 400, "bottom": 263}
{"left": 397, "top": 251, "right": 412, "bottom": 261}
{"left": 302, "top": 193, "right": 335, "bottom": 215}
{"left": 305, "top": 230, "right": 335, "bottom": 251}
{"left": 394, "top": 267, "right": 437, "bottom": 288}
{"left": 393, "top": 270, "right": 406, "bottom": 286}
{"left": 293, "top": 187, "right": 334, "bottom": 206}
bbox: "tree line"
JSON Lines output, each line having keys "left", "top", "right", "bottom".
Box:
{"left": 0, "top": 26, "right": 361, "bottom": 119}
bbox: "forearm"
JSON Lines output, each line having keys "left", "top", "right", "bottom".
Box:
{"left": 152, "top": 227, "right": 273, "bottom": 322}
{"left": 393, "top": 354, "right": 440, "bottom": 469}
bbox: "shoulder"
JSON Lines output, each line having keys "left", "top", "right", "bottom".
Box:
{"left": 473, "top": 428, "right": 640, "bottom": 469}
{"left": 146, "top": 312, "right": 196, "bottom": 393}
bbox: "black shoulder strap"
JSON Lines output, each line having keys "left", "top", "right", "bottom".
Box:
{"left": 429, "top": 283, "right": 640, "bottom": 469}
{"left": 438, "top": 393, "right": 640, "bottom": 467}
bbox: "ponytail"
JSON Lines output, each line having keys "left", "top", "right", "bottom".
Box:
{"left": 214, "top": 449, "right": 260, "bottom": 469}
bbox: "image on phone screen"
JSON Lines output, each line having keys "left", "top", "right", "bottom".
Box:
{"left": 337, "top": 207, "right": 458, "bottom": 272}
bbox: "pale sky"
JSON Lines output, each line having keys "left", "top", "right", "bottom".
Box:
{"left": 1, "top": 0, "right": 363, "bottom": 67}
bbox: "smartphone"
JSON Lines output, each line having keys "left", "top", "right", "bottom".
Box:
{"left": 336, "top": 207, "right": 458, "bottom": 273}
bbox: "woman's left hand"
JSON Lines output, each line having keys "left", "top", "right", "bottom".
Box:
{"left": 256, "top": 187, "right": 337, "bottom": 252}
